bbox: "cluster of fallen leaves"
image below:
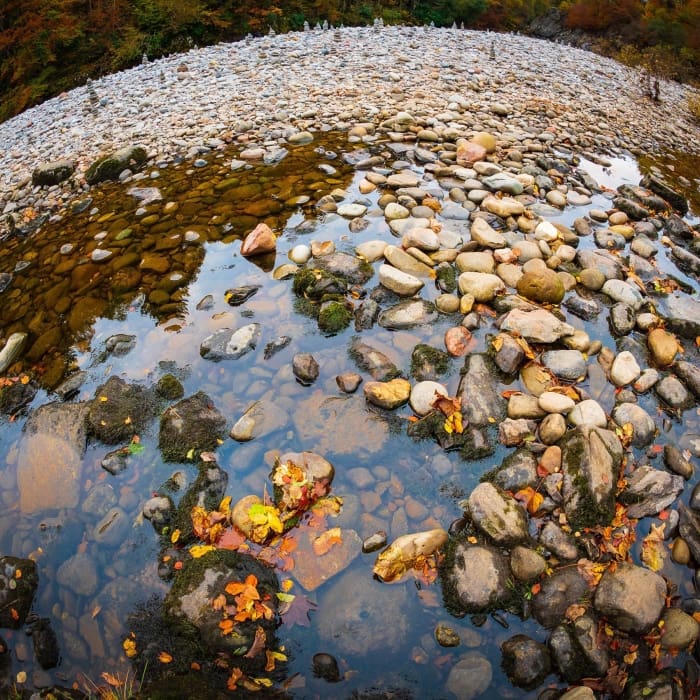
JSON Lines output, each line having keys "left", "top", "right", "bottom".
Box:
{"left": 215, "top": 574, "right": 275, "bottom": 627}
{"left": 271, "top": 458, "right": 331, "bottom": 526}
{"left": 431, "top": 393, "right": 464, "bottom": 434}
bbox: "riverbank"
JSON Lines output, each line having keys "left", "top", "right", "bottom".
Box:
{"left": 1, "top": 25, "right": 699, "bottom": 229}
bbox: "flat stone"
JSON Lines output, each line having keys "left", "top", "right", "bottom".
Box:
{"left": 468, "top": 482, "right": 529, "bottom": 546}
{"left": 499, "top": 308, "right": 575, "bottom": 343}
{"left": 378, "top": 264, "right": 424, "bottom": 296}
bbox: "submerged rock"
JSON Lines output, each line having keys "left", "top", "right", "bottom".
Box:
{"left": 317, "top": 568, "right": 408, "bottom": 656}
{"left": 501, "top": 635, "right": 551, "bottom": 690}
{"left": 18, "top": 401, "right": 90, "bottom": 513}
{"left": 0, "top": 556, "right": 39, "bottom": 628}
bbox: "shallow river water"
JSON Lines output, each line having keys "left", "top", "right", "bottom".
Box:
{"left": 0, "top": 131, "right": 699, "bottom": 698}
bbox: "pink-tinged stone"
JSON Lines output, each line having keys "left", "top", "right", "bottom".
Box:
{"left": 445, "top": 326, "right": 477, "bottom": 357}
{"left": 456, "top": 141, "right": 487, "bottom": 166}
{"left": 241, "top": 222, "right": 276, "bottom": 256}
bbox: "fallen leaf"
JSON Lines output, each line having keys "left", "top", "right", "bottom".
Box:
{"left": 244, "top": 626, "right": 266, "bottom": 659}
{"left": 279, "top": 593, "right": 316, "bottom": 627}
{"left": 101, "top": 672, "right": 124, "bottom": 687}
{"left": 312, "top": 527, "right": 343, "bottom": 556}
{"left": 565, "top": 604, "right": 587, "bottom": 622}
{"left": 122, "top": 636, "right": 137, "bottom": 658}
{"left": 170, "top": 529, "right": 181, "bottom": 544}
{"left": 265, "top": 649, "right": 288, "bottom": 672}
{"left": 189, "top": 544, "right": 215, "bottom": 558}
{"left": 158, "top": 651, "right": 173, "bottom": 664}
{"left": 373, "top": 529, "right": 448, "bottom": 583}
{"left": 641, "top": 523, "right": 667, "bottom": 572}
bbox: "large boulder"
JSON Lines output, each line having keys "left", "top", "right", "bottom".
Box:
{"left": 85, "top": 145, "right": 148, "bottom": 184}
{"left": 560, "top": 426, "right": 623, "bottom": 529}
{"left": 593, "top": 563, "right": 666, "bottom": 634}
{"left": 32, "top": 159, "right": 75, "bottom": 186}
{"left": 17, "top": 401, "right": 90, "bottom": 513}
{"left": 162, "top": 549, "right": 278, "bottom": 666}
{"left": 442, "top": 542, "right": 511, "bottom": 613}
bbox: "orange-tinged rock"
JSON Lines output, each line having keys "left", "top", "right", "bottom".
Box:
{"left": 241, "top": 223, "right": 276, "bottom": 256}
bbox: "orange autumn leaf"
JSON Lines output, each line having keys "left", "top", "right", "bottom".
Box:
{"left": 312, "top": 527, "right": 343, "bottom": 556}
{"left": 10, "top": 608, "right": 19, "bottom": 621}
{"left": 158, "top": 651, "right": 173, "bottom": 664}
{"left": 219, "top": 619, "right": 235, "bottom": 635}
{"left": 531, "top": 582, "right": 541, "bottom": 596}
{"left": 101, "top": 672, "right": 124, "bottom": 687}
{"left": 279, "top": 536, "right": 298, "bottom": 557}
{"left": 227, "top": 667, "right": 243, "bottom": 690}
{"left": 513, "top": 486, "right": 544, "bottom": 515}
{"left": 226, "top": 574, "right": 260, "bottom": 600}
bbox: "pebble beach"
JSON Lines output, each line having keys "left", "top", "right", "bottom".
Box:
{"left": 1, "top": 25, "right": 699, "bottom": 220}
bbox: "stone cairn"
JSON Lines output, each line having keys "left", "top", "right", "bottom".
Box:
{"left": 86, "top": 78, "right": 99, "bottom": 112}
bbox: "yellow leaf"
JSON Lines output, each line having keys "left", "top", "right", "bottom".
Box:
{"left": 623, "top": 650, "right": 638, "bottom": 665}
{"left": 251, "top": 677, "right": 273, "bottom": 687}
{"left": 124, "top": 415, "right": 132, "bottom": 425}
{"left": 492, "top": 335, "right": 504, "bottom": 352}
{"left": 99, "top": 396, "right": 108, "bottom": 402}
{"left": 170, "top": 529, "right": 181, "bottom": 544}
{"left": 219, "top": 496, "right": 232, "bottom": 512}
{"left": 641, "top": 523, "right": 666, "bottom": 572}
{"left": 190, "top": 544, "right": 215, "bottom": 558}
{"left": 91, "top": 605, "right": 101, "bottom": 618}
{"left": 20, "top": 375, "right": 30, "bottom": 385}
{"left": 16, "top": 671, "right": 27, "bottom": 684}
{"left": 281, "top": 578, "right": 294, "bottom": 592}
{"left": 122, "top": 636, "right": 137, "bottom": 658}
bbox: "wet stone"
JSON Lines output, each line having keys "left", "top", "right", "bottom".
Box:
{"left": 200, "top": 323, "right": 260, "bottom": 361}
{"left": 501, "top": 635, "right": 551, "bottom": 690}
{"left": 610, "top": 302, "right": 636, "bottom": 336}
{"left": 532, "top": 567, "right": 589, "bottom": 628}
{"left": 444, "top": 542, "right": 511, "bottom": 613}
{"left": 293, "top": 353, "right": 319, "bottom": 385}
{"left": 593, "top": 562, "right": 666, "bottom": 633}
{"left": 435, "top": 623, "right": 461, "bottom": 647}
{"left": 336, "top": 372, "right": 362, "bottom": 393}
{"left": 446, "top": 652, "right": 493, "bottom": 700}
{"left": 623, "top": 465, "right": 684, "bottom": 519}
{"left": 664, "top": 445, "right": 693, "bottom": 479}
{"left": 611, "top": 402, "right": 656, "bottom": 447}
{"left": 656, "top": 375, "right": 693, "bottom": 410}
{"left": 468, "top": 482, "right": 528, "bottom": 546}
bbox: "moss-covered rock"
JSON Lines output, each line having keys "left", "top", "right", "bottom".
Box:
{"left": 292, "top": 267, "right": 347, "bottom": 300}
{"left": 85, "top": 145, "right": 148, "bottom": 185}
{"left": 162, "top": 549, "right": 278, "bottom": 662}
{"left": 32, "top": 159, "right": 75, "bottom": 187}
{"left": 156, "top": 373, "right": 185, "bottom": 400}
{"left": 159, "top": 392, "right": 226, "bottom": 462}
{"left": 317, "top": 300, "right": 353, "bottom": 334}
{"left": 87, "top": 376, "right": 154, "bottom": 444}
{"left": 170, "top": 461, "right": 228, "bottom": 543}
{"left": 410, "top": 343, "right": 450, "bottom": 381}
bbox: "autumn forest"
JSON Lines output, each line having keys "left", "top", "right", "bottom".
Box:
{"left": 0, "top": 0, "right": 699, "bottom": 124}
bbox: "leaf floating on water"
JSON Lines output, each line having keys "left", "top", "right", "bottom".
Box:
{"left": 122, "top": 635, "right": 137, "bottom": 658}
{"left": 279, "top": 593, "right": 316, "bottom": 627}
{"left": 312, "top": 527, "right": 343, "bottom": 556}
